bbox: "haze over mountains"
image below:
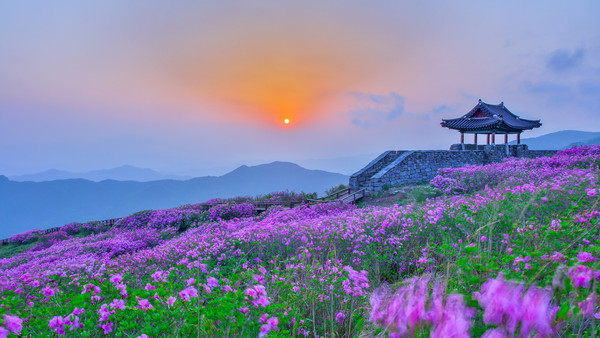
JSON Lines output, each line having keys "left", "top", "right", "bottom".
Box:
{"left": 509, "top": 130, "right": 600, "bottom": 150}
{"left": 0, "top": 162, "right": 347, "bottom": 238}
{"left": 9, "top": 165, "right": 191, "bottom": 182}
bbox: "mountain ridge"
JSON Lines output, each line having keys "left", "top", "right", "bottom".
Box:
{"left": 0, "top": 162, "right": 348, "bottom": 238}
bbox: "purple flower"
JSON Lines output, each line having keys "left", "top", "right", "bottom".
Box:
{"left": 577, "top": 252, "right": 597, "bottom": 263}
{"left": 569, "top": 265, "right": 594, "bottom": 288}
{"left": 207, "top": 277, "right": 219, "bottom": 288}
{"left": 2, "top": 315, "right": 23, "bottom": 334}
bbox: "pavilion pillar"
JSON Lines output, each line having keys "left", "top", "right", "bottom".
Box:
{"left": 460, "top": 132, "right": 465, "bottom": 150}
{"left": 504, "top": 134, "right": 508, "bottom": 144}
{"left": 486, "top": 134, "right": 490, "bottom": 145}
{"left": 492, "top": 132, "right": 496, "bottom": 145}
{"left": 474, "top": 134, "right": 477, "bottom": 146}
{"left": 517, "top": 133, "right": 521, "bottom": 145}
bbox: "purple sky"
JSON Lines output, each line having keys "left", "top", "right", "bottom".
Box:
{"left": 1, "top": 1, "right": 599, "bottom": 176}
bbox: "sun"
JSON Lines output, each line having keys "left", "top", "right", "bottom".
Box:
{"left": 284, "top": 118, "right": 290, "bottom": 125}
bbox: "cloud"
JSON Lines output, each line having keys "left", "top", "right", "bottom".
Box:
{"left": 546, "top": 48, "right": 585, "bottom": 72}
{"left": 346, "top": 92, "right": 406, "bottom": 127}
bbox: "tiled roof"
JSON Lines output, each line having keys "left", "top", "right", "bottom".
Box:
{"left": 441, "top": 100, "right": 541, "bottom": 132}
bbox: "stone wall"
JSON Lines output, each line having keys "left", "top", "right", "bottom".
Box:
{"left": 349, "top": 151, "right": 405, "bottom": 189}
{"left": 351, "top": 145, "right": 558, "bottom": 191}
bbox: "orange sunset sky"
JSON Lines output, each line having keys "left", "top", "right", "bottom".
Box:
{"left": 1, "top": 1, "right": 599, "bottom": 176}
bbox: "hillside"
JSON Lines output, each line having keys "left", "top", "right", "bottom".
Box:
{"left": 0, "top": 162, "right": 347, "bottom": 238}
{"left": 0, "top": 146, "right": 598, "bottom": 336}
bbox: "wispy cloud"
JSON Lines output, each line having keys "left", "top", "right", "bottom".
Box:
{"left": 346, "top": 92, "right": 406, "bottom": 128}
{"left": 546, "top": 48, "right": 585, "bottom": 72}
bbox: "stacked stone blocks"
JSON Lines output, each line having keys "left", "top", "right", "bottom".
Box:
{"left": 350, "top": 145, "right": 558, "bottom": 191}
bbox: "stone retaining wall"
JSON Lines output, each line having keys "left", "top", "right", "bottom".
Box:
{"left": 350, "top": 145, "right": 558, "bottom": 191}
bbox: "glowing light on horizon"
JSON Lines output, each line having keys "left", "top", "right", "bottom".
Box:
{"left": 284, "top": 118, "right": 290, "bottom": 125}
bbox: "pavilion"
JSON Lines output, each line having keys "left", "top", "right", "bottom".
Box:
{"left": 441, "top": 99, "right": 541, "bottom": 149}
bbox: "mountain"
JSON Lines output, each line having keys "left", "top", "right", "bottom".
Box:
{"left": 568, "top": 136, "right": 600, "bottom": 148}
{"left": 509, "top": 130, "right": 600, "bottom": 150}
{"left": 0, "top": 162, "right": 348, "bottom": 238}
{"left": 8, "top": 165, "right": 190, "bottom": 182}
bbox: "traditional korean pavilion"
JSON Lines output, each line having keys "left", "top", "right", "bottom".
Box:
{"left": 441, "top": 99, "right": 541, "bottom": 148}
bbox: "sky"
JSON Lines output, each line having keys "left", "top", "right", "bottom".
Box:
{"left": 1, "top": 1, "right": 599, "bottom": 176}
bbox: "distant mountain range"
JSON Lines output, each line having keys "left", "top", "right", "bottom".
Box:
{"left": 509, "top": 130, "right": 600, "bottom": 150}
{"left": 9, "top": 165, "right": 191, "bottom": 182}
{"left": 0, "top": 162, "right": 348, "bottom": 238}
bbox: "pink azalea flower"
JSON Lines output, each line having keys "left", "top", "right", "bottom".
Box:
{"left": 72, "top": 307, "right": 85, "bottom": 316}
{"left": 577, "top": 252, "right": 597, "bottom": 263}
{"left": 0, "top": 327, "right": 9, "bottom": 338}
{"left": 136, "top": 335, "right": 149, "bottom": 338}
{"left": 49, "top": 316, "right": 65, "bottom": 335}
{"left": 98, "top": 321, "right": 113, "bottom": 335}
{"left": 167, "top": 296, "right": 176, "bottom": 308}
{"left": 137, "top": 298, "right": 154, "bottom": 311}
{"left": 145, "top": 283, "right": 155, "bottom": 291}
{"left": 259, "top": 323, "right": 271, "bottom": 338}
{"left": 578, "top": 293, "right": 597, "bottom": 318}
{"left": 207, "top": 277, "right": 219, "bottom": 288}
{"left": 255, "top": 295, "right": 271, "bottom": 307}
{"left": 185, "top": 278, "right": 196, "bottom": 285}
{"left": 109, "top": 299, "right": 126, "bottom": 310}
{"left": 2, "top": 315, "right": 23, "bottom": 334}
{"left": 239, "top": 307, "right": 249, "bottom": 316}
{"left": 109, "top": 274, "right": 123, "bottom": 284}
{"left": 569, "top": 265, "right": 594, "bottom": 288}
{"left": 179, "top": 286, "right": 198, "bottom": 302}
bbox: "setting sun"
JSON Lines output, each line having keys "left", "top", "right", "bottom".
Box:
{"left": 284, "top": 118, "right": 290, "bottom": 125}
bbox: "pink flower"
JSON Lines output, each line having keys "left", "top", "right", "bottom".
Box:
{"left": 2, "top": 315, "right": 23, "bottom": 334}
{"left": 98, "top": 304, "right": 113, "bottom": 321}
{"left": 578, "top": 293, "right": 597, "bottom": 318}
{"left": 577, "top": 252, "right": 597, "bottom": 263}
{"left": 480, "top": 236, "right": 487, "bottom": 242}
{"left": 42, "top": 284, "right": 58, "bottom": 297}
{"left": 179, "top": 286, "right": 199, "bottom": 302}
{"left": 49, "top": 316, "right": 65, "bottom": 335}
{"left": 109, "top": 299, "right": 126, "bottom": 310}
{"left": 109, "top": 274, "right": 123, "bottom": 284}
{"left": 72, "top": 307, "right": 85, "bottom": 316}
{"left": 474, "top": 274, "right": 556, "bottom": 336}
{"left": 335, "top": 312, "right": 345, "bottom": 324}
{"left": 586, "top": 188, "right": 597, "bottom": 197}
{"left": 65, "top": 314, "right": 83, "bottom": 331}
{"left": 137, "top": 298, "right": 154, "bottom": 311}
{"left": 136, "top": 335, "right": 149, "bottom": 338}
{"left": 267, "top": 316, "right": 279, "bottom": 330}
{"left": 185, "top": 278, "right": 196, "bottom": 285}
{"left": 239, "top": 307, "right": 249, "bottom": 316}
{"left": 207, "top": 277, "right": 219, "bottom": 288}
{"left": 167, "top": 296, "right": 176, "bottom": 308}
{"left": 98, "top": 321, "right": 113, "bottom": 335}
{"left": 151, "top": 270, "right": 167, "bottom": 283}
{"left": 144, "top": 283, "right": 155, "bottom": 291}
{"left": 255, "top": 295, "right": 271, "bottom": 307}
{"left": 0, "top": 327, "right": 9, "bottom": 338}
{"left": 549, "top": 251, "right": 566, "bottom": 262}
{"left": 569, "top": 265, "right": 593, "bottom": 288}
{"left": 81, "top": 283, "right": 101, "bottom": 295}
{"left": 259, "top": 324, "right": 271, "bottom": 338}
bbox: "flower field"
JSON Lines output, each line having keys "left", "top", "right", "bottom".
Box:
{"left": 0, "top": 146, "right": 599, "bottom": 337}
